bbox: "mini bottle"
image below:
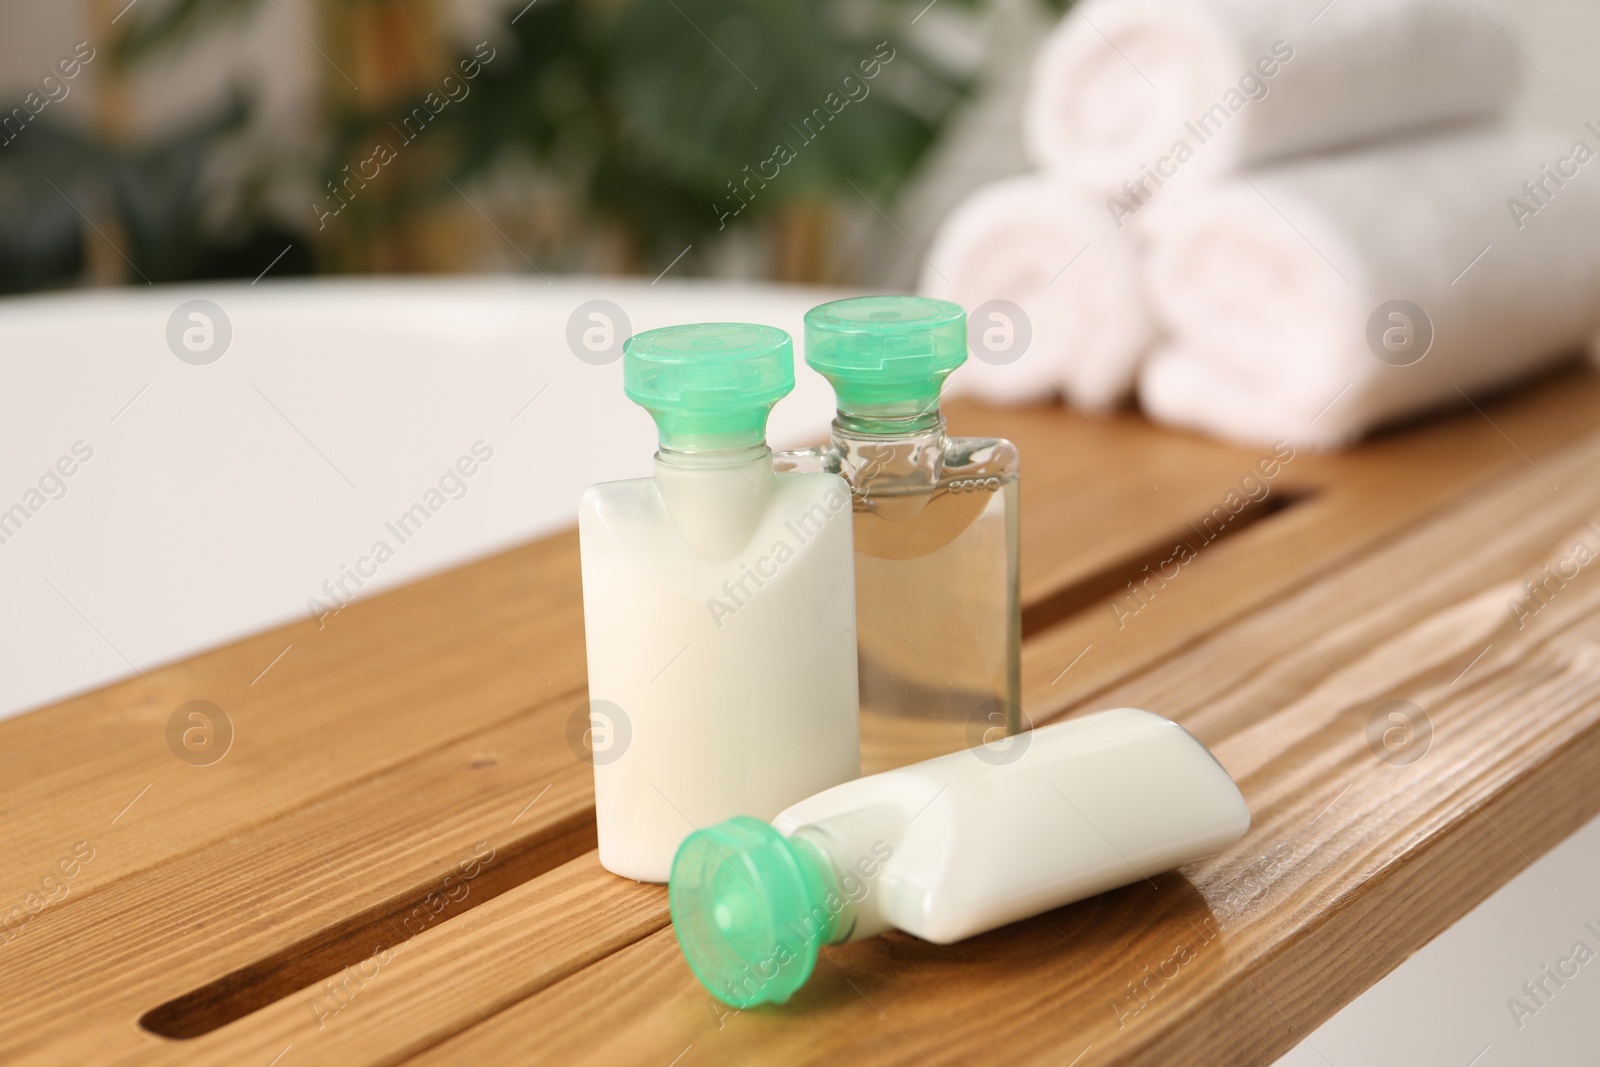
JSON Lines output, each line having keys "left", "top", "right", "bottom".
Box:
{"left": 578, "top": 323, "right": 861, "bottom": 883}
{"left": 669, "top": 707, "right": 1250, "bottom": 1006}
{"left": 776, "top": 296, "right": 1020, "bottom": 734}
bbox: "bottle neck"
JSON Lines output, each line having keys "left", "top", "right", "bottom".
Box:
{"left": 655, "top": 441, "right": 772, "bottom": 469}
{"left": 789, "top": 804, "right": 901, "bottom": 943}
{"left": 789, "top": 830, "right": 858, "bottom": 947}
{"left": 834, "top": 403, "right": 943, "bottom": 438}
{"left": 653, "top": 443, "right": 773, "bottom": 560}
{"left": 829, "top": 413, "right": 946, "bottom": 512}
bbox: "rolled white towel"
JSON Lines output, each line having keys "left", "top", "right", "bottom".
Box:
{"left": 1140, "top": 126, "right": 1600, "bottom": 449}
{"left": 920, "top": 175, "right": 1156, "bottom": 409}
{"left": 1024, "top": 0, "right": 1522, "bottom": 199}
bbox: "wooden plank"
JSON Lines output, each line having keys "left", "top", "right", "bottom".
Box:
{"left": 0, "top": 534, "right": 587, "bottom": 908}
{"left": 0, "top": 703, "right": 604, "bottom": 1062}
{"left": 993, "top": 364, "right": 1599, "bottom": 613}
{"left": 402, "top": 405, "right": 1600, "bottom": 1065}
{"left": 15, "top": 857, "right": 666, "bottom": 1067}
{"left": 1013, "top": 365, "right": 1600, "bottom": 726}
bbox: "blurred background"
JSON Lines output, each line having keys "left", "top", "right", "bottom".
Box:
{"left": 2, "top": 0, "right": 1583, "bottom": 298}
{"left": 0, "top": 0, "right": 1067, "bottom": 293}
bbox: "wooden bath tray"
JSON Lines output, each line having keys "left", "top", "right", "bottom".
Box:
{"left": 7, "top": 365, "right": 1600, "bottom": 1065}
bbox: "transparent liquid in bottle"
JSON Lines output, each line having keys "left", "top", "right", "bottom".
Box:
{"left": 779, "top": 420, "right": 1020, "bottom": 733}
{"left": 786, "top": 294, "right": 1023, "bottom": 744}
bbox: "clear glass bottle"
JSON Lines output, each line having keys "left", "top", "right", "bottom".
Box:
{"left": 776, "top": 296, "right": 1021, "bottom": 738}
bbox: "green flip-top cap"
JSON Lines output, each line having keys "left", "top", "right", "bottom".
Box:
{"left": 624, "top": 323, "right": 794, "bottom": 452}
{"left": 804, "top": 295, "right": 966, "bottom": 415}
{"left": 669, "top": 816, "right": 842, "bottom": 1008}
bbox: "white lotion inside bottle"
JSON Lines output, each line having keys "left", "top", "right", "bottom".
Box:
{"left": 578, "top": 323, "right": 861, "bottom": 883}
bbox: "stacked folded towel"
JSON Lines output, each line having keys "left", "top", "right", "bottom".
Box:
{"left": 922, "top": 176, "right": 1154, "bottom": 409}
{"left": 1144, "top": 128, "right": 1600, "bottom": 448}
{"left": 923, "top": 0, "right": 1600, "bottom": 447}
{"left": 1023, "top": 0, "right": 1521, "bottom": 192}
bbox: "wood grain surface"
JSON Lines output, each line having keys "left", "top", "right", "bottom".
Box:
{"left": 5, "top": 364, "right": 1600, "bottom": 1065}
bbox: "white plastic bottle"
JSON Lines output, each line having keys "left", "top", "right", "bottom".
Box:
{"left": 579, "top": 323, "right": 860, "bottom": 883}
{"left": 669, "top": 707, "right": 1250, "bottom": 1005}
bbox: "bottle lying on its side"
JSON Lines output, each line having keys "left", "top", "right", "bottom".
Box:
{"left": 669, "top": 707, "right": 1250, "bottom": 1007}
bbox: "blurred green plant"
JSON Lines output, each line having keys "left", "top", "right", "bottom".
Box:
{"left": 0, "top": 97, "right": 311, "bottom": 292}
{"left": 442, "top": 0, "right": 977, "bottom": 274}
{"left": 0, "top": 126, "right": 90, "bottom": 292}
{"left": 2, "top": 0, "right": 1065, "bottom": 291}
